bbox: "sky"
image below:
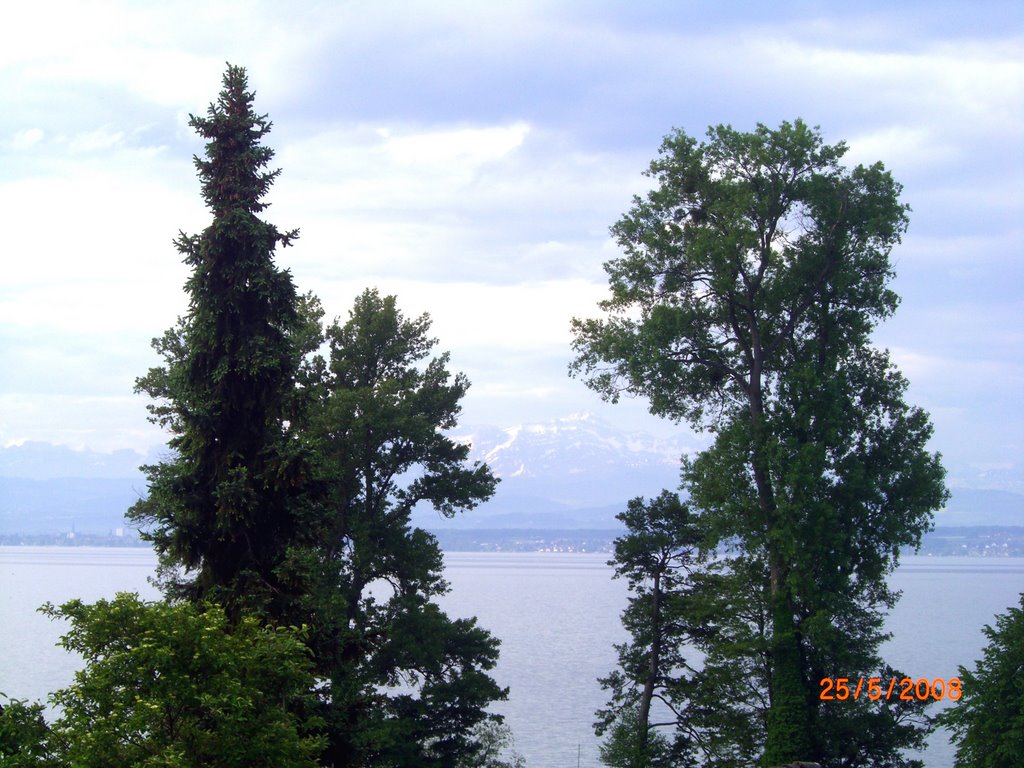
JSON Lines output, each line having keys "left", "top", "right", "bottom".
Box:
{"left": 1, "top": 0, "right": 1021, "bottom": 493}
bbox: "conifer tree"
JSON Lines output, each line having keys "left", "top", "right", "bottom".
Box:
{"left": 130, "top": 64, "right": 307, "bottom": 620}
{"left": 130, "top": 68, "right": 508, "bottom": 767}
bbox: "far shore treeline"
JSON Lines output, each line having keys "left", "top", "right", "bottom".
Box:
{"left": 4, "top": 527, "right": 1024, "bottom": 558}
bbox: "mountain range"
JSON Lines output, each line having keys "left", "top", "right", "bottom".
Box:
{"left": 2, "top": 414, "right": 1021, "bottom": 534}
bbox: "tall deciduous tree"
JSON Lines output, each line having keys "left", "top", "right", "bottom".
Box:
{"left": 130, "top": 65, "right": 307, "bottom": 621}
{"left": 573, "top": 120, "right": 947, "bottom": 767}
{"left": 297, "top": 289, "right": 503, "bottom": 767}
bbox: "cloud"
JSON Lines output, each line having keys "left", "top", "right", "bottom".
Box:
{"left": 67, "top": 128, "right": 127, "bottom": 154}
{"left": 878, "top": 300, "right": 1024, "bottom": 357}
{"left": 887, "top": 347, "right": 1023, "bottom": 390}
{"left": 303, "top": 277, "right": 608, "bottom": 352}
{"left": 845, "top": 126, "right": 959, "bottom": 171}
{"left": 271, "top": 121, "right": 641, "bottom": 286}
{"left": 378, "top": 123, "right": 530, "bottom": 169}
{"left": 275, "top": 122, "right": 534, "bottom": 219}
{"left": 9, "top": 128, "right": 44, "bottom": 150}
{"left": 0, "top": 165, "right": 198, "bottom": 307}
{"left": 0, "top": 0, "right": 1020, "bottom": 492}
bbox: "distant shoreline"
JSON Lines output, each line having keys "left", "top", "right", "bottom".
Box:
{"left": 3, "top": 525, "right": 1024, "bottom": 556}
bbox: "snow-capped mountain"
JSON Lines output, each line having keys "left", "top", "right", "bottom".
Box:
{"left": 6, "top": 421, "right": 1020, "bottom": 535}
{"left": 415, "top": 413, "right": 697, "bottom": 529}
{"left": 456, "top": 412, "right": 689, "bottom": 482}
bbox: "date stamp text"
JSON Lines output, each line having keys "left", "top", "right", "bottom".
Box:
{"left": 819, "top": 677, "right": 961, "bottom": 702}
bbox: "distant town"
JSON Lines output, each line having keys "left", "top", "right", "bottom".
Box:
{"left": 3, "top": 526, "right": 1024, "bottom": 557}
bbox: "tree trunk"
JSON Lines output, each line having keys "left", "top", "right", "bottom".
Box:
{"left": 748, "top": 355, "right": 813, "bottom": 766}
{"left": 763, "top": 557, "right": 813, "bottom": 766}
{"left": 637, "top": 570, "right": 663, "bottom": 763}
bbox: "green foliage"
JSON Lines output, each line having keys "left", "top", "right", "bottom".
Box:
{"left": 129, "top": 64, "right": 308, "bottom": 622}
{"left": 0, "top": 696, "right": 56, "bottom": 768}
{"left": 939, "top": 593, "right": 1024, "bottom": 768}
{"left": 314, "top": 288, "right": 497, "bottom": 527}
{"left": 127, "top": 67, "right": 508, "bottom": 766}
{"left": 40, "top": 594, "right": 322, "bottom": 768}
{"left": 459, "top": 721, "right": 526, "bottom": 768}
{"left": 596, "top": 492, "right": 703, "bottom": 767}
{"left": 571, "top": 119, "right": 907, "bottom": 425}
{"left": 599, "top": 707, "right": 677, "bottom": 768}
{"left": 298, "top": 289, "right": 504, "bottom": 767}
{"left": 574, "top": 120, "right": 946, "bottom": 767}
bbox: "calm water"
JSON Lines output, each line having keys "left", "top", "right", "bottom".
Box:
{"left": 1, "top": 547, "right": 1021, "bottom": 767}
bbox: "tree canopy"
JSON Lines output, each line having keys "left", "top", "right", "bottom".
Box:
{"left": 0, "top": 596, "right": 321, "bottom": 768}
{"left": 298, "top": 289, "right": 504, "bottom": 766}
{"left": 126, "top": 66, "right": 507, "bottom": 767}
{"left": 130, "top": 64, "right": 307, "bottom": 622}
{"left": 939, "top": 593, "right": 1024, "bottom": 768}
{"left": 0, "top": 696, "right": 56, "bottom": 768}
{"left": 41, "top": 595, "right": 323, "bottom": 768}
{"left": 594, "top": 491, "right": 704, "bottom": 768}
{"left": 574, "top": 120, "right": 947, "bottom": 767}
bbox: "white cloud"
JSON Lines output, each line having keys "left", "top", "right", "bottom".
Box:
{"left": 845, "top": 126, "right": 958, "bottom": 171}
{"left": 67, "top": 128, "right": 126, "bottom": 154}
{"left": 0, "top": 167, "right": 198, "bottom": 301}
{"left": 10, "top": 128, "right": 44, "bottom": 150}
{"left": 899, "top": 231, "right": 1024, "bottom": 265}
{"left": 303, "top": 277, "right": 608, "bottom": 352}
{"left": 275, "top": 122, "right": 537, "bottom": 220}
{"left": 378, "top": 122, "right": 530, "bottom": 171}
{"left": 0, "top": 0, "right": 1020, "bottom": 490}
{"left": 0, "top": 393, "right": 162, "bottom": 453}
{"left": 879, "top": 301, "right": 1024, "bottom": 354}
{"left": 760, "top": 36, "right": 1023, "bottom": 129}
{"left": 268, "top": 121, "right": 641, "bottom": 290}
{"left": 886, "top": 346, "right": 1024, "bottom": 392}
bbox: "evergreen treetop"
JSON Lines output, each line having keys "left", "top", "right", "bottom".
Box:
{"left": 131, "top": 64, "right": 306, "bottom": 619}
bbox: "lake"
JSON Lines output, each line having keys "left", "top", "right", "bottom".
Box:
{"left": 1, "top": 547, "right": 1021, "bottom": 767}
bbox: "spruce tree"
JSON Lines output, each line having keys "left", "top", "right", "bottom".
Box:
{"left": 131, "top": 67, "right": 508, "bottom": 766}
{"left": 130, "top": 65, "right": 307, "bottom": 620}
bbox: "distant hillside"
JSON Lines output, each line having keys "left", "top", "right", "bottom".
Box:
{"left": 0, "top": 477, "right": 147, "bottom": 534}
{"left": 0, "top": 441, "right": 153, "bottom": 480}
{"left": 932, "top": 488, "right": 1024, "bottom": 527}
{"left": 2, "top": 423, "right": 1022, "bottom": 534}
{"left": 415, "top": 413, "right": 691, "bottom": 530}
